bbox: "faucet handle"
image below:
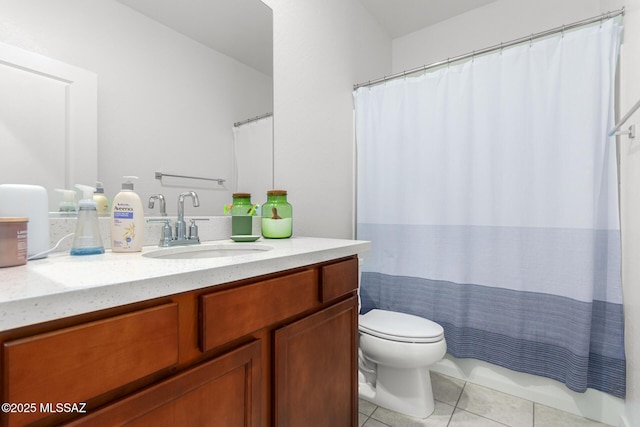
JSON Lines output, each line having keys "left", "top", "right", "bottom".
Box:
{"left": 148, "top": 218, "right": 173, "bottom": 246}
{"left": 187, "top": 218, "right": 210, "bottom": 241}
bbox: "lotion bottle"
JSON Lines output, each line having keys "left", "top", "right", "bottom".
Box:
{"left": 93, "top": 181, "right": 110, "bottom": 216}
{"left": 110, "top": 176, "right": 144, "bottom": 252}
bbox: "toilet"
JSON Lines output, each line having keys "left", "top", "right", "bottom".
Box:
{"left": 358, "top": 309, "right": 447, "bottom": 418}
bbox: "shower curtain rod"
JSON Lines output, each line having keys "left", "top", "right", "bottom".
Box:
{"left": 233, "top": 112, "right": 273, "bottom": 128}
{"left": 353, "top": 7, "right": 625, "bottom": 90}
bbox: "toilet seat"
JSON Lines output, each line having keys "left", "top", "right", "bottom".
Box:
{"left": 359, "top": 309, "right": 444, "bottom": 343}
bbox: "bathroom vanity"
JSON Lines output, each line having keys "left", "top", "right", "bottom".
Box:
{"left": 0, "top": 237, "right": 369, "bottom": 426}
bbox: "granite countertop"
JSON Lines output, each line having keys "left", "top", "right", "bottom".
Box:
{"left": 0, "top": 237, "right": 370, "bottom": 331}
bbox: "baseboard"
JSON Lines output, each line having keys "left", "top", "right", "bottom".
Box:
{"left": 618, "top": 414, "right": 630, "bottom": 427}
{"left": 432, "top": 354, "right": 624, "bottom": 426}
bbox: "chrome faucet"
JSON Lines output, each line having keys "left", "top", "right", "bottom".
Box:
{"left": 148, "top": 194, "right": 167, "bottom": 216}
{"left": 176, "top": 191, "right": 200, "bottom": 241}
{"left": 148, "top": 191, "right": 208, "bottom": 247}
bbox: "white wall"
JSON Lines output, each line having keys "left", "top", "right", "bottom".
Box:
{"left": 0, "top": 0, "right": 272, "bottom": 216}
{"left": 392, "top": 0, "right": 601, "bottom": 73}
{"left": 263, "top": 0, "right": 391, "bottom": 239}
{"left": 390, "top": 0, "right": 640, "bottom": 425}
{"left": 614, "top": 0, "right": 640, "bottom": 425}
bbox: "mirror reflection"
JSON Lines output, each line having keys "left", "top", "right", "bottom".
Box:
{"left": 0, "top": 0, "right": 273, "bottom": 215}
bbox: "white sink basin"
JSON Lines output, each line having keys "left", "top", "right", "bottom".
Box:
{"left": 143, "top": 243, "right": 273, "bottom": 260}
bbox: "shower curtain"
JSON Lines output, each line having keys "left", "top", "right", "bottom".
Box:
{"left": 232, "top": 115, "right": 273, "bottom": 197}
{"left": 354, "top": 19, "right": 625, "bottom": 398}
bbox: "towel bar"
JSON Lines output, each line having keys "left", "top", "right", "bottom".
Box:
{"left": 155, "top": 172, "right": 225, "bottom": 185}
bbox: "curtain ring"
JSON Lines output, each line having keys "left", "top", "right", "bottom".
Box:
{"left": 561, "top": 25, "right": 565, "bottom": 38}
{"left": 530, "top": 33, "right": 534, "bottom": 47}
{"left": 472, "top": 50, "right": 475, "bottom": 62}
{"left": 500, "top": 42, "right": 503, "bottom": 55}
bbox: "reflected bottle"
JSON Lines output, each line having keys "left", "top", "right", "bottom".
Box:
{"left": 71, "top": 185, "right": 105, "bottom": 256}
{"left": 261, "top": 190, "right": 292, "bottom": 239}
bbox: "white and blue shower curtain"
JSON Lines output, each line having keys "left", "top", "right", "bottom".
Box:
{"left": 233, "top": 115, "right": 273, "bottom": 197}
{"left": 355, "top": 19, "right": 625, "bottom": 398}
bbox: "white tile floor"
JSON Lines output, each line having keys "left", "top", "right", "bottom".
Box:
{"left": 358, "top": 372, "right": 613, "bottom": 427}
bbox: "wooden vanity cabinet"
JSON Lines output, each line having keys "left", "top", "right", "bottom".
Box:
{"left": 199, "top": 256, "right": 359, "bottom": 426}
{"left": 0, "top": 255, "right": 359, "bottom": 427}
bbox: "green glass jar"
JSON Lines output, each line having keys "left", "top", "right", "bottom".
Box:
{"left": 230, "top": 193, "right": 253, "bottom": 235}
{"left": 230, "top": 193, "right": 252, "bottom": 215}
{"left": 261, "top": 190, "right": 292, "bottom": 238}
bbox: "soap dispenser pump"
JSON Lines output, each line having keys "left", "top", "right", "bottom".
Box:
{"left": 70, "top": 184, "right": 105, "bottom": 256}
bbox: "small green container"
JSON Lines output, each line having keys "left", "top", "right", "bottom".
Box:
{"left": 230, "top": 193, "right": 253, "bottom": 236}
{"left": 261, "top": 190, "right": 292, "bottom": 239}
{"left": 230, "top": 193, "right": 252, "bottom": 215}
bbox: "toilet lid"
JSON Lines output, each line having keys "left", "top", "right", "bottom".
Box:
{"left": 359, "top": 309, "right": 444, "bottom": 343}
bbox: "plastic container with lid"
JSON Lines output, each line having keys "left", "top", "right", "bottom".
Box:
{"left": 261, "top": 190, "right": 292, "bottom": 239}
{"left": 0, "top": 218, "right": 28, "bottom": 267}
{"left": 0, "top": 184, "right": 49, "bottom": 259}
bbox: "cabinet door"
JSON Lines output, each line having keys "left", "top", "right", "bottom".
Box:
{"left": 3, "top": 303, "right": 179, "bottom": 427}
{"left": 66, "top": 340, "right": 261, "bottom": 427}
{"left": 274, "top": 296, "right": 358, "bottom": 427}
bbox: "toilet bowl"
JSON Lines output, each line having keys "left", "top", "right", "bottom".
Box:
{"left": 358, "top": 309, "right": 447, "bottom": 418}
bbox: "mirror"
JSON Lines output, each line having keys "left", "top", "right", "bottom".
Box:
{"left": 0, "top": 0, "right": 272, "bottom": 214}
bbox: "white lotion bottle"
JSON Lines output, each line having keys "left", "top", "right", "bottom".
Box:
{"left": 110, "top": 176, "right": 144, "bottom": 252}
{"left": 93, "top": 181, "right": 110, "bottom": 216}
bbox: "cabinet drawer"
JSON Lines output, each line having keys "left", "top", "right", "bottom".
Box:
{"left": 3, "top": 303, "right": 178, "bottom": 427}
{"left": 65, "top": 340, "right": 261, "bottom": 427}
{"left": 319, "top": 257, "right": 358, "bottom": 303}
{"left": 200, "top": 269, "right": 317, "bottom": 352}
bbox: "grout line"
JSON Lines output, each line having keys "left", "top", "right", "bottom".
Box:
{"left": 445, "top": 380, "right": 467, "bottom": 427}
{"left": 456, "top": 380, "right": 467, "bottom": 408}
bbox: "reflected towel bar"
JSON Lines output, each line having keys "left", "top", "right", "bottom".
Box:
{"left": 234, "top": 112, "right": 273, "bottom": 128}
{"left": 155, "top": 172, "right": 225, "bottom": 185}
{"left": 609, "top": 98, "right": 640, "bottom": 139}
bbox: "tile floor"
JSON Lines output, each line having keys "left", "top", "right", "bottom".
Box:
{"left": 358, "top": 372, "right": 613, "bottom": 427}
